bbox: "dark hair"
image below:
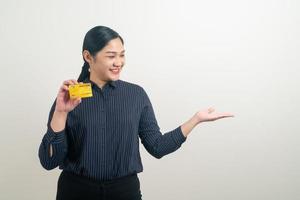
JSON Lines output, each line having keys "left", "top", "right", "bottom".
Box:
{"left": 77, "top": 26, "right": 124, "bottom": 82}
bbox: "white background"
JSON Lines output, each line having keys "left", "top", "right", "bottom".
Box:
{"left": 0, "top": 0, "right": 299, "bottom": 199}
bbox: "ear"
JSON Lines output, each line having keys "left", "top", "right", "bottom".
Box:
{"left": 83, "top": 50, "right": 93, "bottom": 64}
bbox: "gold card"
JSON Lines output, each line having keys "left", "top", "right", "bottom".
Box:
{"left": 68, "top": 83, "right": 93, "bottom": 99}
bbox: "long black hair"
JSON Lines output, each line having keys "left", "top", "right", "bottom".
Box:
{"left": 77, "top": 26, "right": 124, "bottom": 82}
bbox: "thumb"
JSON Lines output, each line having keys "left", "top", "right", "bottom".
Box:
{"left": 208, "top": 107, "right": 215, "bottom": 113}
{"left": 73, "top": 98, "right": 82, "bottom": 106}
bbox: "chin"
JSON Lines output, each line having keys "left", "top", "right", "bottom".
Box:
{"left": 109, "top": 75, "right": 120, "bottom": 81}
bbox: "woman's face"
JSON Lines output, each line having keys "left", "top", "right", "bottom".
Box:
{"left": 86, "top": 37, "right": 125, "bottom": 82}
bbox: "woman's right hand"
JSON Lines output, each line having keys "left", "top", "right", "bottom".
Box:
{"left": 55, "top": 79, "right": 82, "bottom": 113}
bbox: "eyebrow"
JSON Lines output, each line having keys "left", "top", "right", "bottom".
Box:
{"left": 105, "top": 50, "right": 125, "bottom": 54}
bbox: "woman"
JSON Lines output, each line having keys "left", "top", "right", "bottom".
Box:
{"left": 38, "top": 25, "right": 234, "bottom": 200}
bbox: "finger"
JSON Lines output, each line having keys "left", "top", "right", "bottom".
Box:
{"left": 214, "top": 114, "right": 234, "bottom": 120}
{"left": 61, "top": 85, "right": 69, "bottom": 92}
{"left": 220, "top": 112, "right": 235, "bottom": 117}
{"left": 59, "top": 84, "right": 69, "bottom": 92}
{"left": 63, "top": 80, "right": 75, "bottom": 86}
{"left": 71, "top": 79, "right": 78, "bottom": 85}
{"left": 63, "top": 79, "right": 78, "bottom": 86}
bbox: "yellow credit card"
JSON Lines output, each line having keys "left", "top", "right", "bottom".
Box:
{"left": 68, "top": 83, "right": 93, "bottom": 99}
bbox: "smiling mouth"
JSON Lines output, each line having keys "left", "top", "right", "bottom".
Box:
{"left": 109, "top": 68, "right": 120, "bottom": 74}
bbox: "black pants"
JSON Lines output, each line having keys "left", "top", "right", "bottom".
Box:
{"left": 56, "top": 170, "right": 142, "bottom": 200}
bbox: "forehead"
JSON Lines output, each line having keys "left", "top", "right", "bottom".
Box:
{"left": 102, "top": 38, "right": 125, "bottom": 53}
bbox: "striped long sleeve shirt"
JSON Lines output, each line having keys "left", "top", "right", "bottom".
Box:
{"left": 38, "top": 76, "right": 187, "bottom": 181}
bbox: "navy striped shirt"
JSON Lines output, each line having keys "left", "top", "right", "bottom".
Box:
{"left": 38, "top": 76, "right": 187, "bottom": 181}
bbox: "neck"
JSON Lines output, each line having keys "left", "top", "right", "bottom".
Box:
{"left": 89, "top": 73, "right": 107, "bottom": 89}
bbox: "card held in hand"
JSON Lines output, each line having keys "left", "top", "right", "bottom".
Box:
{"left": 68, "top": 83, "right": 93, "bottom": 99}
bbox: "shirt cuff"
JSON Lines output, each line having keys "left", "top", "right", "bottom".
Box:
{"left": 171, "top": 126, "right": 187, "bottom": 146}
{"left": 44, "top": 125, "right": 65, "bottom": 144}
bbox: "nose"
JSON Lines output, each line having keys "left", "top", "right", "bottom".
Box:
{"left": 113, "top": 60, "right": 123, "bottom": 68}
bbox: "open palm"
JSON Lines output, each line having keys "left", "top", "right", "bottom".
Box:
{"left": 195, "top": 107, "right": 234, "bottom": 123}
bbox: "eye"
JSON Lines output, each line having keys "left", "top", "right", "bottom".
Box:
{"left": 107, "top": 56, "right": 115, "bottom": 58}
{"left": 120, "top": 54, "right": 125, "bottom": 57}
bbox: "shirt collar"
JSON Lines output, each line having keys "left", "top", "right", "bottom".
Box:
{"left": 82, "top": 76, "right": 118, "bottom": 89}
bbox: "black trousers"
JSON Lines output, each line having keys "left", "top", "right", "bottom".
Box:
{"left": 56, "top": 170, "right": 142, "bottom": 200}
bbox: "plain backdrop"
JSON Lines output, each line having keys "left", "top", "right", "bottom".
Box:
{"left": 0, "top": 0, "right": 299, "bottom": 199}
